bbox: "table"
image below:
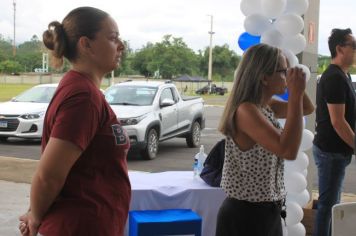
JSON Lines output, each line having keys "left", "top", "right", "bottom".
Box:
{"left": 126, "top": 171, "right": 226, "bottom": 236}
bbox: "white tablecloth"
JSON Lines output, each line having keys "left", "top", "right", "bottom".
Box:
{"left": 126, "top": 171, "right": 226, "bottom": 236}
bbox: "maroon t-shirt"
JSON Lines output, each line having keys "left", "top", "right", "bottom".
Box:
{"left": 38, "top": 71, "right": 131, "bottom": 236}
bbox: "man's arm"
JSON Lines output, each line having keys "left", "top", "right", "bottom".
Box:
{"left": 328, "top": 103, "right": 355, "bottom": 149}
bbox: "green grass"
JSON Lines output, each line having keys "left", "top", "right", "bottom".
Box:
{"left": 0, "top": 84, "right": 35, "bottom": 102}
{"left": 0, "top": 83, "right": 228, "bottom": 106}
{"left": 182, "top": 92, "right": 228, "bottom": 106}
{"left": 0, "top": 83, "right": 110, "bottom": 102}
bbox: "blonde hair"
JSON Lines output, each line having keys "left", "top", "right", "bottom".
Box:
{"left": 218, "top": 44, "right": 282, "bottom": 138}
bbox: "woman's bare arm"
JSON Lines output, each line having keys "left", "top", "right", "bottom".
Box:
{"left": 237, "top": 99, "right": 303, "bottom": 160}
{"left": 30, "top": 138, "right": 82, "bottom": 224}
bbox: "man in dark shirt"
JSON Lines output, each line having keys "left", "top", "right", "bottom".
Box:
{"left": 313, "top": 28, "right": 356, "bottom": 236}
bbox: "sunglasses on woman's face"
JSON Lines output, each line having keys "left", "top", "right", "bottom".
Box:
{"left": 275, "top": 68, "right": 288, "bottom": 77}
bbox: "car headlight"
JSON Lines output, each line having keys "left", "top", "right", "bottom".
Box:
{"left": 120, "top": 115, "right": 146, "bottom": 126}
{"left": 20, "top": 112, "right": 45, "bottom": 120}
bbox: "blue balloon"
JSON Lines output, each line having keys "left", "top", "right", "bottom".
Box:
{"left": 238, "top": 32, "right": 261, "bottom": 51}
{"left": 276, "top": 89, "right": 289, "bottom": 101}
{"left": 275, "top": 90, "right": 307, "bottom": 125}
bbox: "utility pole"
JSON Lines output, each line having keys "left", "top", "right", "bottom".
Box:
{"left": 111, "top": 70, "right": 115, "bottom": 86}
{"left": 12, "top": 0, "right": 16, "bottom": 57}
{"left": 207, "top": 15, "right": 214, "bottom": 89}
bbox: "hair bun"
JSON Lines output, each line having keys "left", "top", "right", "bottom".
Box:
{"left": 42, "top": 20, "right": 67, "bottom": 66}
{"left": 42, "top": 21, "right": 65, "bottom": 50}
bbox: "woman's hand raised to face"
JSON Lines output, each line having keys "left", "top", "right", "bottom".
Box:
{"left": 286, "top": 67, "right": 306, "bottom": 98}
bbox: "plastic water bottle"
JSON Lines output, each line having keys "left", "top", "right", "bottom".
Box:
{"left": 197, "top": 145, "right": 207, "bottom": 173}
{"left": 193, "top": 152, "right": 199, "bottom": 178}
{"left": 193, "top": 145, "right": 207, "bottom": 178}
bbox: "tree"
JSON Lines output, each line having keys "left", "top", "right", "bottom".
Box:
{"left": 0, "top": 36, "right": 13, "bottom": 62}
{"left": 317, "top": 54, "right": 356, "bottom": 74}
{"left": 131, "top": 43, "right": 155, "bottom": 77}
{"left": 132, "top": 35, "right": 199, "bottom": 79}
{"left": 17, "top": 35, "right": 43, "bottom": 72}
{"left": 317, "top": 55, "right": 331, "bottom": 74}
{"left": 0, "top": 35, "right": 44, "bottom": 74}
{"left": 114, "top": 40, "right": 138, "bottom": 76}
{"left": 0, "top": 60, "right": 22, "bottom": 74}
{"left": 199, "top": 44, "right": 240, "bottom": 81}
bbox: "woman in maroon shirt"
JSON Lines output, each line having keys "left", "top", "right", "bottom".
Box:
{"left": 19, "top": 7, "right": 131, "bottom": 236}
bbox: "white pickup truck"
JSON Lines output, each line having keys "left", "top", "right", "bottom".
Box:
{"left": 104, "top": 80, "right": 205, "bottom": 160}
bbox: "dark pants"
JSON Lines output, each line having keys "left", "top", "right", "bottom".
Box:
{"left": 215, "top": 197, "right": 282, "bottom": 236}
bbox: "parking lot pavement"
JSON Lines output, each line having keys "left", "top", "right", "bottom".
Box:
{"left": 0, "top": 156, "right": 33, "bottom": 234}
{"left": 0, "top": 180, "right": 30, "bottom": 236}
{"left": 1, "top": 154, "right": 356, "bottom": 236}
{"left": 0, "top": 156, "right": 37, "bottom": 184}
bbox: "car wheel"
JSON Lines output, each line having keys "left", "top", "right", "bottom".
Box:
{"left": 141, "top": 128, "right": 159, "bottom": 160}
{"left": 186, "top": 121, "right": 201, "bottom": 148}
{"left": 0, "top": 137, "right": 8, "bottom": 142}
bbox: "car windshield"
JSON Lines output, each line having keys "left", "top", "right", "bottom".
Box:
{"left": 105, "top": 86, "right": 157, "bottom": 106}
{"left": 13, "top": 86, "right": 57, "bottom": 103}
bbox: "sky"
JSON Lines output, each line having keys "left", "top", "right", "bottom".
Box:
{"left": 0, "top": 0, "right": 355, "bottom": 56}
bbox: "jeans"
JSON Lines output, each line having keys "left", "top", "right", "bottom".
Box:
{"left": 313, "top": 145, "right": 352, "bottom": 236}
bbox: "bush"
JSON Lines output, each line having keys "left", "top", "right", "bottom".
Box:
{"left": 0, "top": 60, "right": 23, "bottom": 74}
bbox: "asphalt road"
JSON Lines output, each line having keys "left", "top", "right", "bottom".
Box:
{"left": 0, "top": 106, "right": 224, "bottom": 170}
{"left": 1, "top": 106, "right": 356, "bottom": 193}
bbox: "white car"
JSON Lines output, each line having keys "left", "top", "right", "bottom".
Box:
{"left": 0, "top": 84, "right": 58, "bottom": 141}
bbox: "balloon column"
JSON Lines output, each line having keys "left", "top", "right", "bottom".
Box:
{"left": 283, "top": 129, "right": 314, "bottom": 236}
{"left": 238, "top": 0, "right": 310, "bottom": 81}
{"left": 238, "top": 1, "right": 313, "bottom": 235}
{"left": 276, "top": 114, "right": 313, "bottom": 236}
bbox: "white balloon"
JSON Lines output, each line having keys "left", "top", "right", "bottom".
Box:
{"left": 300, "top": 129, "right": 314, "bottom": 151}
{"left": 282, "top": 33, "right": 306, "bottom": 54}
{"left": 285, "top": 152, "right": 309, "bottom": 172}
{"left": 285, "top": 0, "right": 309, "bottom": 15}
{"left": 240, "top": 0, "right": 262, "bottom": 16}
{"left": 282, "top": 49, "right": 299, "bottom": 67}
{"left": 277, "top": 116, "right": 306, "bottom": 130}
{"left": 302, "top": 169, "right": 308, "bottom": 177}
{"left": 274, "top": 13, "right": 304, "bottom": 37}
{"left": 261, "top": 29, "right": 283, "bottom": 48}
{"left": 297, "top": 151, "right": 309, "bottom": 167}
{"left": 244, "top": 14, "right": 271, "bottom": 36}
{"left": 261, "top": 0, "right": 287, "bottom": 19}
{"left": 277, "top": 118, "right": 286, "bottom": 128}
{"left": 296, "top": 63, "right": 311, "bottom": 82}
{"left": 285, "top": 161, "right": 301, "bottom": 173}
{"left": 287, "top": 223, "right": 306, "bottom": 236}
{"left": 284, "top": 171, "right": 307, "bottom": 193}
{"left": 286, "top": 201, "right": 304, "bottom": 225}
{"left": 282, "top": 219, "right": 289, "bottom": 236}
{"left": 286, "top": 189, "right": 310, "bottom": 207}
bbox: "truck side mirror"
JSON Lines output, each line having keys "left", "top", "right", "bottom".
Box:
{"left": 160, "top": 98, "right": 175, "bottom": 107}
